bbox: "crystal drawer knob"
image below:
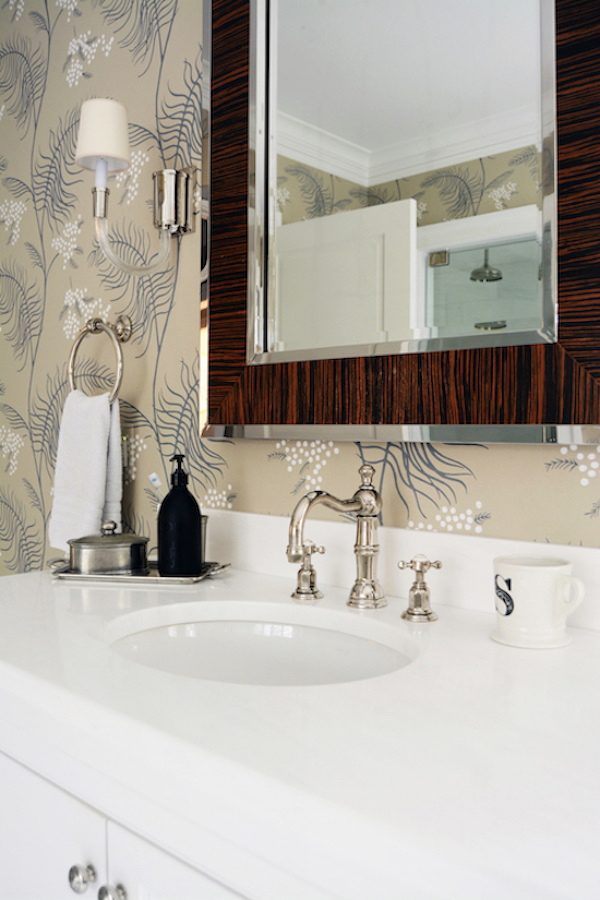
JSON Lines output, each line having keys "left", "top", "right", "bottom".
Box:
{"left": 98, "top": 885, "right": 128, "bottom": 900}
{"left": 68, "top": 864, "right": 96, "bottom": 893}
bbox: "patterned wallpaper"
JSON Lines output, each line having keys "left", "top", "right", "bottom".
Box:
{"left": 276, "top": 146, "right": 540, "bottom": 225}
{"left": 0, "top": 0, "right": 211, "bottom": 574}
{"left": 210, "top": 438, "right": 600, "bottom": 549}
{"left": 0, "top": 2, "right": 598, "bottom": 578}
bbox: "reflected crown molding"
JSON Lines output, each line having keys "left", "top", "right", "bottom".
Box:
{"left": 277, "top": 105, "right": 540, "bottom": 186}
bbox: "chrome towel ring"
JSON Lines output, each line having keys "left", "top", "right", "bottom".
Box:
{"left": 67, "top": 316, "right": 132, "bottom": 404}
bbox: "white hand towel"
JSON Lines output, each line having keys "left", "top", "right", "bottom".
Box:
{"left": 49, "top": 390, "right": 122, "bottom": 553}
{"left": 103, "top": 397, "right": 123, "bottom": 527}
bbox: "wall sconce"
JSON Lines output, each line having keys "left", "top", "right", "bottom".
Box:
{"left": 75, "top": 98, "right": 195, "bottom": 276}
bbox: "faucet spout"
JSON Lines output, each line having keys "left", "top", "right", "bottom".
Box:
{"left": 286, "top": 465, "right": 386, "bottom": 609}
{"left": 287, "top": 490, "right": 361, "bottom": 563}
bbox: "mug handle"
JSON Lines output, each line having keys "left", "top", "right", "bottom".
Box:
{"left": 558, "top": 575, "right": 585, "bottom": 616}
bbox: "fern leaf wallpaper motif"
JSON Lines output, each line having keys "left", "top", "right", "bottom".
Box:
{"left": 0, "top": 0, "right": 221, "bottom": 572}
{"left": 0, "top": 2, "right": 597, "bottom": 577}
{"left": 276, "top": 149, "right": 539, "bottom": 226}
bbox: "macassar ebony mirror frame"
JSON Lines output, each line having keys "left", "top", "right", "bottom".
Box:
{"left": 209, "top": 0, "right": 600, "bottom": 435}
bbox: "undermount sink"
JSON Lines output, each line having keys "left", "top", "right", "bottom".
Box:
{"left": 107, "top": 600, "right": 418, "bottom": 686}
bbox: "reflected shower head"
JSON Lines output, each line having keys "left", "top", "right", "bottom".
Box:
{"left": 470, "top": 248, "right": 502, "bottom": 282}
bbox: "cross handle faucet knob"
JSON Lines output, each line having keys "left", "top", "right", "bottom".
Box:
{"left": 291, "top": 540, "right": 326, "bottom": 603}
{"left": 397, "top": 554, "right": 442, "bottom": 622}
{"left": 398, "top": 554, "right": 442, "bottom": 580}
{"left": 301, "top": 540, "right": 326, "bottom": 564}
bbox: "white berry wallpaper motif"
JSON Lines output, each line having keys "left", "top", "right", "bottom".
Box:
{"left": 0, "top": 0, "right": 223, "bottom": 574}
{"left": 0, "top": 1, "right": 598, "bottom": 579}
{"left": 206, "top": 438, "right": 600, "bottom": 549}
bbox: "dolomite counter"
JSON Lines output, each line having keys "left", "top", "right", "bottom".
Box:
{"left": 0, "top": 560, "right": 599, "bottom": 900}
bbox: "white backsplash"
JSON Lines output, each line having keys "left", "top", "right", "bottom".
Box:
{"left": 207, "top": 509, "right": 600, "bottom": 633}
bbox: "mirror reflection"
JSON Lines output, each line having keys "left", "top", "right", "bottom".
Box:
{"left": 426, "top": 236, "right": 543, "bottom": 339}
{"left": 254, "top": 0, "right": 554, "bottom": 363}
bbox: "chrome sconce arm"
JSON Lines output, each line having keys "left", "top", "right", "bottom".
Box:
{"left": 76, "top": 99, "right": 195, "bottom": 277}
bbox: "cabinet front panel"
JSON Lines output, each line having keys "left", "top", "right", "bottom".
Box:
{"left": 107, "top": 821, "right": 247, "bottom": 900}
{"left": 0, "top": 751, "right": 107, "bottom": 900}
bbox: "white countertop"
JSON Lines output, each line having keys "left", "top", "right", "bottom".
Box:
{"left": 1, "top": 544, "right": 600, "bottom": 899}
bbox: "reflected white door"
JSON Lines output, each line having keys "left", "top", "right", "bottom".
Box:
{"left": 273, "top": 198, "right": 416, "bottom": 352}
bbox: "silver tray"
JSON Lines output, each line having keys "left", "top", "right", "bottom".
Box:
{"left": 50, "top": 560, "right": 229, "bottom": 585}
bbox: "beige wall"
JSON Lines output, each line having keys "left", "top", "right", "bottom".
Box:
{"left": 0, "top": 2, "right": 597, "bottom": 577}
{"left": 0, "top": 0, "right": 206, "bottom": 573}
{"left": 277, "top": 146, "right": 540, "bottom": 225}
{"left": 208, "top": 438, "right": 600, "bottom": 548}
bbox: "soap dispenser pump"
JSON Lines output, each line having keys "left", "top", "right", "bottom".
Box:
{"left": 158, "top": 454, "right": 203, "bottom": 576}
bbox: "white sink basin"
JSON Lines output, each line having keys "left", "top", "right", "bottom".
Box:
{"left": 107, "top": 600, "right": 417, "bottom": 686}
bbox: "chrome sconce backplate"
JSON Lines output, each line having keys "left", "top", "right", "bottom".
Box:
{"left": 153, "top": 166, "right": 196, "bottom": 234}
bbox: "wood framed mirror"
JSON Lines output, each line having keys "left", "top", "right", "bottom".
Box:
{"left": 209, "top": 0, "right": 600, "bottom": 432}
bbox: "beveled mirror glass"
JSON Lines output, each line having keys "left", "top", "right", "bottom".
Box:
{"left": 249, "top": 0, "right": 556, "bottom": 365}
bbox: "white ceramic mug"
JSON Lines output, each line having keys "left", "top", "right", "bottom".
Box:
{"left": 491, "top": 556, "right": 584, "bottom": 648}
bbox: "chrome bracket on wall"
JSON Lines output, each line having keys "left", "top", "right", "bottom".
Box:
{"left": 153, "top": 166, "right": 196, "bottom": 233}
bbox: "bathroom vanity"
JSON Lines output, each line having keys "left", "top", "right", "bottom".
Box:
{"left": 1, "top": 512, "right": 599, "bottom": 900}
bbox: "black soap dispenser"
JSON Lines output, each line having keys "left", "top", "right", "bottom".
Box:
{"left": 158, "top": 454, "right": 203, "bottom": 576}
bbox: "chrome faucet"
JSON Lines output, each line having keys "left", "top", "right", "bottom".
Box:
{"left": 287, "top": 464, "right": 386, "bottom": 609}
